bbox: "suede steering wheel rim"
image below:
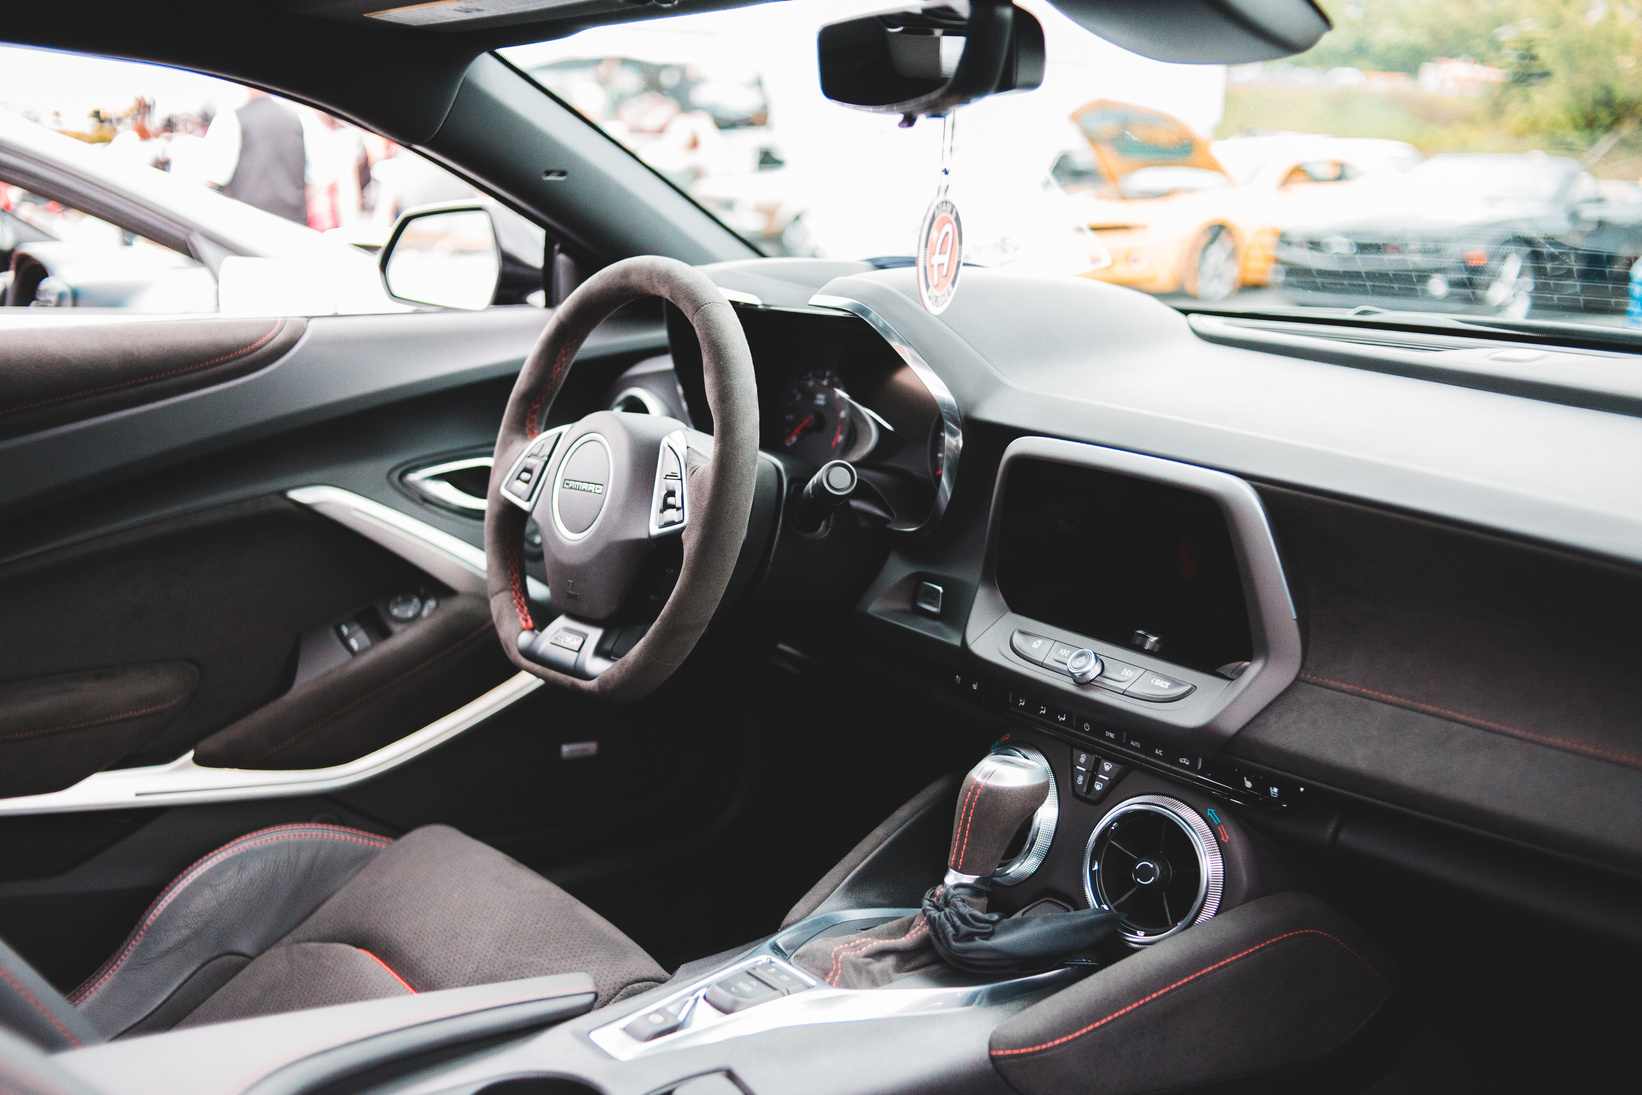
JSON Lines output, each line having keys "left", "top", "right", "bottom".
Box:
{"left": 484, "top": 256, "right": 758, "bottom": 702}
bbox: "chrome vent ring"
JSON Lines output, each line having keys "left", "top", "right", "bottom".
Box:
{"left": 1083, "top": 794, "right": 1223, "bottom": 945}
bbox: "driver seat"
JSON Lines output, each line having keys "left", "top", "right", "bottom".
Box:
{"left": 0, "top": 823, "right": 667, "bottom": 1047}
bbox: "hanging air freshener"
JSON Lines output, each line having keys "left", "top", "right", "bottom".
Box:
{"left": 916, "top": 113, "right": 963, "bottom": 315}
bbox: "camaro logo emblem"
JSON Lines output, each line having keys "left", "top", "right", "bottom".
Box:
{"left": 561, "top": 478, "right": 605, "bottom": 495}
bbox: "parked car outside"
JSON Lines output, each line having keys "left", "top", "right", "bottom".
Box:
{"left": 1271, "top": 152, "right": 1642, "bottom": 318}
{"left": 1062, "top": 100, "right": 1417, "bottom": 300}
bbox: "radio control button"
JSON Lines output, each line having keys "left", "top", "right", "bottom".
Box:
{"left": 1127, "top": 672, "right": 1196, "bottom": 702}
{"left": 1096, "top": 658, "right": 1144, "bottom": 690}
{"left": 1010, "top": 630, "right": 1052, "bottom": 664}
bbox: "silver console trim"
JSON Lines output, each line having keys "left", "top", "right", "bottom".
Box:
{"left": 0, "top": 671, "right": 543, "bottom": 816}
{"left": 808, "top": 293, "right": 962, "bottom": 534}
{"left": 1082, "top": 794, "right": 1224, "bottom": 947}
{"left": 588, "top": 908, "right": 1077, "bottom": 1061}
{"left": 287, "top": 485, "right": 549, "bottom": 603}
{"left": 990, "top": 744, "right": 1059, "bottom": 886}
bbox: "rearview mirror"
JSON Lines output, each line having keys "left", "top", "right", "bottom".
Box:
{"left": 819, "top": 1, "right": 1044, "bottom": 123}
{"left": 380, "top": 206, "right": 500, "bottom": 310}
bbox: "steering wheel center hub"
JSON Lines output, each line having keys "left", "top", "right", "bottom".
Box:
{"left": 552, "top": 434, "right": 612, "bottom": 539}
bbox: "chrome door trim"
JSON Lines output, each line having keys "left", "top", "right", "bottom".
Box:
{"left": 402, "top": 456, "right": 493, "bottom": 513}
{"left": 0, "top": 672, "right": 543, "bottom": 816}
{"left": 287, "top": 485, "right": 549, "bottom": 602}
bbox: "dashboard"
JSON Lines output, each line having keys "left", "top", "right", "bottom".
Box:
{"left": 659, "top": 258, "right": 1642, "bottom": 941}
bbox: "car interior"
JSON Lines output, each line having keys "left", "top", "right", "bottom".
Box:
{"left": 1, "top": 2, "right": 1640, "bottom": 1095}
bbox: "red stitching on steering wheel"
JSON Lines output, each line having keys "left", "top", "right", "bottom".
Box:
{"left": 507, "top": 537, "right": 533, "bottom": 631}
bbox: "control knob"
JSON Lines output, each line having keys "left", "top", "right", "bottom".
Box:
{"left": 1065, "top": 648, "right": 1103, "bottom": 684}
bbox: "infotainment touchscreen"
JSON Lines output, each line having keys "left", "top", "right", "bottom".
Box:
{"left": 994, "top": 459, "right": 1253, "bottom": 675}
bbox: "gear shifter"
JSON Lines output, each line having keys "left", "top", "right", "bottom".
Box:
{"left": 791, "top": 752, "right": 1120, "bottom": 988}
{"left": 945, "top": 753, "right": 1052, "bottom": 885}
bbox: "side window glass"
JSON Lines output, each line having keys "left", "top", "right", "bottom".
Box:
{"left": 1, "top": 183, "right": 211, "bottom": 309}
{"left": 0, "top": 46, "right": 526, "bottom": 316}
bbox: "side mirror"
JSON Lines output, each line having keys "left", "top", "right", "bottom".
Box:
{"left": 819, "top": 0, "right": 1044, "bottom": 123}
{"left": 380, "top": 206, "right": 500, "bottom": 310}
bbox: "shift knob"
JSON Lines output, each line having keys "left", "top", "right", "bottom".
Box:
{"left": 947, "top": 753, "right": 1052, "bottom": 881}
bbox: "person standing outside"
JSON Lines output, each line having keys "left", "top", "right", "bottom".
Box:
{"left": 200, "top": 89, "right": 307, "bottom": 224}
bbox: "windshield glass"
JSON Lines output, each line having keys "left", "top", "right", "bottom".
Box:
{"left": 1404, "top": 154, "right": 1574, "bottom": 201}
{"left": 503, "top": 0, "right": 1642, "bottom": 330}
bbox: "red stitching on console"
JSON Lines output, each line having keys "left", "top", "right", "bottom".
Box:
{"left": 507, "top": 537, "right": 533, "bottom": 631}
{"left": 0, "top": 696, "right": 186, "bottom": 743}
{"left": 356, "top": 949, "right": 417, "bottom": 994}
{"left": 0, "top": 964, "right": 81, "bottom": 1046}
{"left": 990, "top": 929, "right": 1387, "bottom": 1058}
{"left": 824, "top": 916, "right": 929, "bottom": 986}
{"left": 1298, "top": 672, "right": 1642, "bottom": 771}
{"left": 252, "top": 623, "right": 494, "bottom": 762}
{"left": 71, "top": 825, "right": 392, "bottom": 1005}
{"left": 0, "top": 322, "right": 284, "bottom": 418}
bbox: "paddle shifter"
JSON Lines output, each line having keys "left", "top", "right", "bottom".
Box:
{"left": 945, "top": 752, "right": 1053, "bottom": 885}
{"left": 791, "top": 752, "right": 1121, "bottom": 988}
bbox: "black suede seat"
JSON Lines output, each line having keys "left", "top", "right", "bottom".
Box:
{"left": 0, "top": 823, "right": 666, "bottom": 1047}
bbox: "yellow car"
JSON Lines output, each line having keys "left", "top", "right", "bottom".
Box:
{"left": 1063, "top": 100, "right": 1418, "bottom": 300}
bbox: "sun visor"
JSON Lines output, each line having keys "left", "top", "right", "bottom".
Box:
{"left": 1048, "top": 0, "right": 1330, "bottom": 63}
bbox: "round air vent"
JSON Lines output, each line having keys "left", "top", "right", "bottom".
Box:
{"left": 610, "top": 387, "right": 666, "bottom": 415}
{"left": 989, "top": 744, "right": 1058, "bottom": 886}
{"left": 1082, "top": 795, "right": 1223, "bottom": 945}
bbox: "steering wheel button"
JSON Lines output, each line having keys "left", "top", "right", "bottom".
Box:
{"left": 1010, "top": 630, "right": 1051, "bottom": 664}
{"left": 548, "top": 630, "right": 586, "bottom": 652}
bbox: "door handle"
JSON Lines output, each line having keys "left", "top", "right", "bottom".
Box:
{"left": 402, "top": 456, "right": 492, "bottom": 514}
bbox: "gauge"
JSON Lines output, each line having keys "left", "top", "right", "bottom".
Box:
{"left": 778, "top": 369, "right": 855, "bottom": 464}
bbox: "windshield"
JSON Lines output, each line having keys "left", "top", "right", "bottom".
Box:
{"left": 504, "top": 0, "right": 1639, "bottom": 330}
{"left": 1405, "top": 154, "right": 1575, "bottom": 201}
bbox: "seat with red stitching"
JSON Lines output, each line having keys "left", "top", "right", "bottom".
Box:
{"left": 71, "top": 823, "right": 393, "bottom": 1039}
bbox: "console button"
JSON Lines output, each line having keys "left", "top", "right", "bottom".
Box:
{"left": 1010, "top": 630, "right": 1052, "bottom": 664}
{"left": 1096, "top": 658, "right": 1144, "bottom": 690}
{"left": 705, "top": 969, "right": 783, "bottom": 1013}
{"left": 1074, "top": 750, "right": 1095, "bottom": 770}
{"left": 749, "top": 963, "right": 810, "bottom": 994}
{"left": 1071, "top": 767, "right": 1092, "bottom": 796}
{"left": 625, "top": 997, "right": 688, "bottom": 1042}
{"left": 1046, "top": 641, "right": 1079, "bottom": 668}
{"left": 1097, "top": 758, "right": 1124, "bottom": 779}
{"left": 1127, "top": 672, "right": 1196, "bottom": 702}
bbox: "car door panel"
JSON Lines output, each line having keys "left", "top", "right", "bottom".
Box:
{"left": 191, "top": 591, "right": 508, "bottom": 770}
{"left": 0, "top": 318, "right": 305, "bottom": 440}
{"left": 0, "top": 496, "right": 428, "bottom": 768}
{"left": 0, "top": 664, "right": 199, "bottom": 798}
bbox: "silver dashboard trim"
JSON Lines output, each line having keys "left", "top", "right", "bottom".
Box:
{"left": 288, "top": 485, "right": 549, "bottom": 603}
{"left": 809, "top": 293, "right": 963, "bottom": 534}
{"left": 0, "top": 671, "right": 543, "bottom": 816}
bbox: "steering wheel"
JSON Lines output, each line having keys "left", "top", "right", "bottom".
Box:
{"left": 484, "top": 256, "right": 758, "bottom": 701}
